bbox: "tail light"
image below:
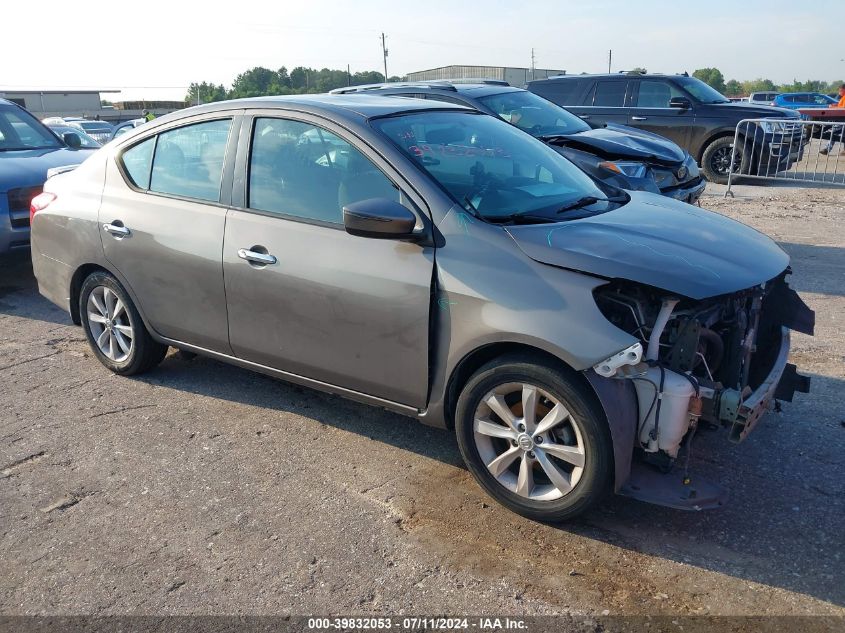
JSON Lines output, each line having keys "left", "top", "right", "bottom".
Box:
{"left": 30, "top": 192, "right": 57, "bottom": 224}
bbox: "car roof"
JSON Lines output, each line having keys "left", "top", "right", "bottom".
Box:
{"left": 528, "top": 72, "right": 690, "bottom": 83}
{"left": 157, "top": 93, "right": 472, "bottom": 125}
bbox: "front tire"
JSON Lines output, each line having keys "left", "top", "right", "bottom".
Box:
{"left": 700, "top": 136, "right": 749, "bottom": 184}
{"left": 79, "top": 272, "right": 167, "bottom": 375}
{"left": 454, "top": 355, "right": 613, "bottom": 522}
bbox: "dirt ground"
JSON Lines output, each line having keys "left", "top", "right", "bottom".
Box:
{"left": 0, "top": 185, "right": 843, "bottom": 618}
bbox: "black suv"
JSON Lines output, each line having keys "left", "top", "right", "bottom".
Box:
{"left": 527, "top": 73, "right": 804, "bottom": 183}
{"left": 332, "top": 81, "right": 705, "bottom": 203}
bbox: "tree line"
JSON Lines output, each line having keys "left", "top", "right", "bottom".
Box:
{"left": 690, "top": 68, "right": 843, "bottom": 97}
{"left": 186, "top": 66, "right": 401, "bottom": 104}
{"left": 186, "top": 65, "right": 845, "bottom": 104}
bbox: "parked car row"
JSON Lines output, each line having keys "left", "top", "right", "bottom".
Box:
{"left": 526, "top": 73, "right": 805, "bottom": 183}
{"left": 28, "top": 93, "right": 813, "bottom": 521}
{"left": 331, "top": 81, "right": 705, "bottom": 203}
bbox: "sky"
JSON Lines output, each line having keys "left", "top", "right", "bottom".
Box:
{"left": 2, "top": 0, "right": 843, "bottom": 101}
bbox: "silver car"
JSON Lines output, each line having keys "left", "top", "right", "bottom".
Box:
{"left": 30, "top": 95, "right": 813, "bottom": 521}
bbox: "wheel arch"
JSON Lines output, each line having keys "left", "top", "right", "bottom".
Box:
{"left": 696, "top": 129, "right": 747, "bottom": 163}
{"left": 69, "top": 263, "right": 112, "bottom": 325}
{"left": 443, "top": 342, "right": 637, "bottom": 491}
{"left": 69, "top": 262, "right": 155, "bottom": 338}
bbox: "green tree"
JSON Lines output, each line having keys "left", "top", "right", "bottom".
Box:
{"left": 185, "top": 81, "right": 227, "bottom": 104}
{"left": 230, "top": 67, "right": 283, "bottom": 98}
{"left": 741, "top": 78, "right": 776, "bottom": 95}
{"left": 290, "top": 67, "right": 309, "bottom": 90}
{"left": 692, "top": 68, "right": 726, "bottom": 94}
{"left": 278, "top": 66, "right": 291, "bottom": 89}
{"left": 724, "top": 79, "right": 742, "bottom": 96}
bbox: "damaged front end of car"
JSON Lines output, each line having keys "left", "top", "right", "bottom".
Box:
{"left": 591, "top": 270, "right": 814, "bottom": 509}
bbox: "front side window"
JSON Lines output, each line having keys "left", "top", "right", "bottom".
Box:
{"left": 673, "top": 77, "right": 730, "bottom": 104}
{"left": 248, "top": 118, "right": 399, "bottom": 224}
{"left": 149, "top": 119, "right": 232, "bottom": 202}
{"left": 373, "top": 111, "right": 621, "bottom": 223}
{"left": 635, "top": 81, "right": 685, "bottom": 108}
{"left": 477, "top": 90, "right": 590, "bottom": 137}
{"left": 591, "top": 81, "right": 627, "bottom": 107}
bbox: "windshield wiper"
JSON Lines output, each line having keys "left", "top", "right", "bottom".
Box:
{"left": 556, "top": 194, "right": 627, "bottom": 214}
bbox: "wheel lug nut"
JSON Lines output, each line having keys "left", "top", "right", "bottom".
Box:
{"left": 535, "top": 436, "right": 543, "bottom": 444}
{"left": 529, "top": 451, "right": 536, "bottom": 459}
{"left": 511, "top": 440, "right": 518, "bottom": 447}
{"left": 518, "top": 423, "right": 526, "bottom": 432}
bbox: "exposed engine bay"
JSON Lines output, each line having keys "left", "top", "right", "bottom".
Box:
{"left": 593, "top": 270, "right": 814, "bottom": 469}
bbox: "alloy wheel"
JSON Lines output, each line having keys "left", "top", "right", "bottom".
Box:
{"left": 86, "top": 286, "right": 134, "bottom": 362}
{"left": 711, "top": 146, "right": 740, "bottom": 176}
{"left": 472, "top": 382, "right": 585, "bottom": 501}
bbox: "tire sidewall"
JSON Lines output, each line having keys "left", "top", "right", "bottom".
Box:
{"left": 454, "top": 359, "right": 612, "bottom": 522}
{"left": 701, "top": 137, "right": 747, "bottom": 184}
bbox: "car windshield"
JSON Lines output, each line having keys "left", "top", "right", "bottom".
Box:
{"left": 0, "top": 104, "right": 62, "bottom": 151}
{"left": 373, "top": 111, "right": 622, "bottom": 223}
{"left": 50, "top": 125, "right": 101, "bottom": 148}
{"left": 476, "top": 90, "right": 590, "bottom": 137}
{"left": 674, "top": 77, "right": 730, "bottom": 104}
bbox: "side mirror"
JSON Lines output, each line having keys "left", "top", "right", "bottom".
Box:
{"left": 669, "top": 96, "right": 692, "bottom": 110}
{"left": 63, "top": 132, "right": 82, "bottom": 148}
{"left": 343, "top": 198, "right": 419, "bottom": 241}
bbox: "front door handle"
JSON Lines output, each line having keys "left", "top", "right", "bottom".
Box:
{"left": 103, "top": 222, "right": 131, "bottom": 237}
{"left": 579, "top": 114, "right": 591, "bottom": 120}
{"left": 631, "top": 116, "right": 648, "bottom": 121}
{"left": 237, "top": 248, "right": 277, "bottom": 266}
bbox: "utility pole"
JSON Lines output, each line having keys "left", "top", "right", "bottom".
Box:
{"left": 347, "top": 64, "right": 351, "bottom": 86}
{"left": 608, "top": 49, "right": 612, "bottom": 73}
{"left": 531, "top": 48, "right": 535, "bottom": 81}
{"left": 381, "top": 33, "right": 389, "bottom": 82}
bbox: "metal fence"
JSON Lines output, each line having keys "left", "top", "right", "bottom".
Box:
{"left": 725, "top": 118, "right": 845, "bottom": 197}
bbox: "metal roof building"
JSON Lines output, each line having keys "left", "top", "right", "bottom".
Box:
{"left": 0, "top": 89, "right": 121, "bottom": 118}
{"left": 406, "top": 65, "right": 565, "bottom": 87}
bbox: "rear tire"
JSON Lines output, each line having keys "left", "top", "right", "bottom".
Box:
{"left": 79, "top": 272, "right": 167, "bottom": 375}
{"left": 701, "top": 136, "right": 749, "bottom": 184}
{"left": 454, "top": 354, "right": 613, "bottom": 522}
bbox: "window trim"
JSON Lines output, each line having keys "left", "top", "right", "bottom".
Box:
{"left": 231, "top": 110, "right": 429, "bottom": 232}
{"left": 115, "top": 113, "right": 242, "bottom": 208}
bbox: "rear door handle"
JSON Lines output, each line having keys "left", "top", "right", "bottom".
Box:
{"left": 631, "top": 116, "right": 648, "bottom": 121}
{"left": 237, "top": 248, "right": 277, "bottom": 265}
{"left": 103, "top": 223, "right": 131, "bottom": 237}
{"left": 579, "top": 115, "right": 591, "bottom": 120}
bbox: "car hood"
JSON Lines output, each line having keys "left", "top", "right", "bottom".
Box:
{"left": 506, "top": 192, "right": 788, "bottom": 300}
{"left": 706, "top": 102, "right": 798, "bottom": 118}
{"left": 547, "top": 123, "right": 686, "bottom": 164}
{"left": 0, "top": 147, "right": 95, "bottom": 193}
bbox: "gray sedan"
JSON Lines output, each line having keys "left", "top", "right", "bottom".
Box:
{"left": 30, "top": 95, "right": 813, "bottom": 521}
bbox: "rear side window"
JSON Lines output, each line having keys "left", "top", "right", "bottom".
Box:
{"left": 529, "top": 80, "right": 581, "bottom": 105}
{"left": 590, "top": 81, "right": 627, "bottom": 107}
{"left": 248, "top": 118, "right": 399, "bottom": 224}
{"left": 121, "top": 137, "right": 155, "bottom": 189}
{"left": 150, "top": 119, "right": 232, "bottom": 202}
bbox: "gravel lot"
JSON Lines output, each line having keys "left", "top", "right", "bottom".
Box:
{"left": 1, "top": 186, "right": 843, "bottom": 618}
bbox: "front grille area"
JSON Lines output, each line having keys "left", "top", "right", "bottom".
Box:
{"left": 7, "top": 185, "right": 41, "bottom": 229}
